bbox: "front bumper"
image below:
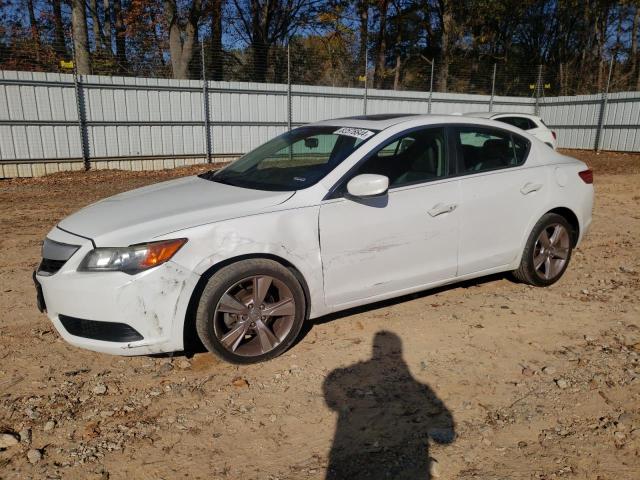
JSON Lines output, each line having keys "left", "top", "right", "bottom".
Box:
{"left": 36, "top": 227, "right": 200, "bottom": 356}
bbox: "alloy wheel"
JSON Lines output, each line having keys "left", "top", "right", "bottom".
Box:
{"left": 212, "top": 275, "right": 296, "bottom": 357}
{"left": 533, "top": 223, "right": 570, "bottom": 281}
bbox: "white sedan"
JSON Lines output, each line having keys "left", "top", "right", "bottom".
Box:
{"left": 35, "top": 114, "right": 593, "bottom": 363}
{"left": 465, "top": 112, "right": 558, "bottom": 149}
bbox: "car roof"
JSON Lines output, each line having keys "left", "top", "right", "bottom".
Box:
{"left": 312, "top": 113, "right": 422, "bottom": 130}
{"left": 311, "top": 113, "right": 535, "bottom": 131}
{"left": 464, "top": 111, "right": 541, "bottom": 120}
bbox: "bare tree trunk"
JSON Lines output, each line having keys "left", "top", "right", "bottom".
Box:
{"left": 71, "top": 0, "right": 91, "bottom": 74}
{"left": 436, "top": 0, "right": 454, "bottom": 92}
{"left": 373, "top": 0, "right": 389, "bottom": 88}
{"left": 357, "top": 0, "right": 368, "bottom": 79}
{"left": 113, "top": 0, "right": 128, "bottom": 73}
{"left": 27, "top": 0, "right": 40, "bottom": 44}
{"left": 632, "top": 6, "right": 639, "bottom": 90}
{"left": 251, "top": 41, "right": 269, "bottom": 82}
{"left": 165, "top": 0, "right": 202, "bottom": 79}
{"left": 393, "top": 54, "right": 401, "bottom": 90}
{"left": 26, "top": 0, "right": 41, "bottom": 60}
{"left": 89, "top": 0, "right": 103, "bottom": 51}
{"left": 595, "top": 17, "right": 604, "bottom": 91}
{"left": 210, "top": 0, "right": 223, "bottom": 80}
{"left": 250, "top": 0, "right": 269, "bottom": 83}
{"left": 392, "top": 13, "right": 402, "bottom": 90}
{"left": 103, "top": 0, "right": 112, "bottom": 53}
{"left": 51, "top": 0, "right": 68, "bottom": 59}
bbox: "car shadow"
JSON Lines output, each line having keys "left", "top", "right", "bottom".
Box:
{"left": 297, "top": 272, "right": 509, "bottom": 344}
{"left": 323, "top": 330, "right": 455, "bottom": 479}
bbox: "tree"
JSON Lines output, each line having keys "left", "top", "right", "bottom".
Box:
{"left": 1, "top": 0, "right": 638, "bottom": 93}
{"left": 51, "top": 0, "right": 69, "bottom": 59}
{"left": 113, "top": 0, "right": 127, "bottom": 73}
{"left": 229, "top": 0, "right": 313, "bottom": 82}
{"left": 434, "top": 0, "right": 455, "bottom": 92}
{"left": 164, "top": 0, "right": 202, "bottom": 79}
{"left": 356, "top": 0, "right": 368, "bottom": 78}
{"left": 89, "top": 0, "right": 104, "bottom": 51}
{"left": 26, "top": 0, "right": 41, "bottom": 52}
{"left": 103, "top": 0, "right": 112, "bottom": 51}
{"left": 631, "top": 4, "right": 639, "bottom": 89}
{"left": 372, "top": 0, "right": 389, "bottom": 87}
{"left": 71, "top": 0, "right": 91, "bottom": 74}
{"left": 210, "top": 0, "right": 224, "bottom": 80}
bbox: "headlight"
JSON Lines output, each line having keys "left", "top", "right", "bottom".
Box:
{"left": 78, "top": 239, "right": 187, "bottom": 274}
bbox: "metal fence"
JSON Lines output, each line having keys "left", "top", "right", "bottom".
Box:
{"left": 0, "top": 58, "right": 639, "bottom": 178}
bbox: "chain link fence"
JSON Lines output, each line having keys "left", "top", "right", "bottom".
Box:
{"left": 2, "top": 20, "right": 633, "bottom": 97}
{"left": 1, "top": 29, "right": 638, "bottom": 177}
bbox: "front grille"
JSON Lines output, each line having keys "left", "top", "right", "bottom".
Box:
{"left": 59, "top": 315, "right": 144, "bottom": 342}
{"left": 38, "top": 258, "right": 67, "bottom": 275}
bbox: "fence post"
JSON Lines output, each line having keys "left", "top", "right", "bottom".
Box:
{"left": 287, "top": 43, "right": 292, "bottom": 131}
{"left": 594, "top": 58, "right": 614, "bottom": 152}
{"left": 428, "top": 59, "right": 434, "bottom": 114}
{"left": 363, "top": 45, "right": 368, "bottom": 115}
{"left": 534, "top": 64, "right": 543, "bottom": 116}
{"left": 201, "top": 40, "right": 212, "bottom": 164}
{"left": 489, "top": 63, "right": 496, "bottom": 112}
{"left": 71, "top": 42, "right": 90, "bottom": 171}
{"left": 72, "top": 71, "right": 90, "bottom": 171}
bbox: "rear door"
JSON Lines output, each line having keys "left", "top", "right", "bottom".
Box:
{"left": 452, "top": 125, "right": 549, "bottom": 275}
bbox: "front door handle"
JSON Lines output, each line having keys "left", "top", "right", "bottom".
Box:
{"left": 520, "top": 182, "right": 543, "bottom": 195}
{"left": 428, "top": 203, "right": 458, "bottom": 217}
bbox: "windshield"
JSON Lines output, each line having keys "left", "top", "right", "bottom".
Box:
{"left": 202, "top": 126, "right": 378, "bottom": 191}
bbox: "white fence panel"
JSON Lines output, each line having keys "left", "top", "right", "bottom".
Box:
{"left": 0, "top": 70, "right": 638, "bottom": 177}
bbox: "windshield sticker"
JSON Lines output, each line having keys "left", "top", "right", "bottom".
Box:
{"left": 333, "top": 127, "right": 375, "bottom": 140}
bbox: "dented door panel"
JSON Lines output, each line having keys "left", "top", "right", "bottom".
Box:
{"left": 319, "top": 179, "right": 460, "bottom": 306}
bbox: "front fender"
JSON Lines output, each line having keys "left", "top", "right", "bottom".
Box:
{"left": 170, "top": 206, "right": 327, "bottom": 319}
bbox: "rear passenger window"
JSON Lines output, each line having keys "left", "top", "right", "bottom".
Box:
{"left": 456, "top": 127, "right": 530, "bottom": 173}
{"left": 497, "top": 116, "right": 536, "bottom": 130}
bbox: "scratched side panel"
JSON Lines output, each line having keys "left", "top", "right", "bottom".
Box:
{"left": 169, "top": 206, "right": 327, "bottom": 318}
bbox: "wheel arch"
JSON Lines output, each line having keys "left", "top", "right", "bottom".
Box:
{"left": 513, "top": 205, "right": 581, "bottom": 271}
{"left": 545, "top": 206, "right": 580, "bottom": 246}
{"left": 182, "top": 253, "right": 312, "bottom": 352}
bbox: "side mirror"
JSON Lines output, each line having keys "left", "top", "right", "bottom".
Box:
{"left": 346, "top": 174, "right": 389, "bottom": 198}
{"left": 304, "top": 137, "right": 319, "bottom": 149}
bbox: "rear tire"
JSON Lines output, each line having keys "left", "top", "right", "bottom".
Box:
{"left": 195, "top": 259, "right": 306, "bottom": 364}
{"left": 513, "top": 213, "right": 574, "bottom": 287}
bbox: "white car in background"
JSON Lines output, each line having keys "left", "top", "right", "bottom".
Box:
{"left": 465, "top": 112, "right": 557, "bottom": 149}
{"left": 34, "top": 114, "right": 592, "bottom": 364}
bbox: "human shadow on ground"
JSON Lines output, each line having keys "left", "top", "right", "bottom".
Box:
{"left": 323, "top": 330, "right": 455, "bottom": 479}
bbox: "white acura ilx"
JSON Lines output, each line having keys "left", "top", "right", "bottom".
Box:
{"left": 34, "top": 114, "right": 594, "bottom": 363}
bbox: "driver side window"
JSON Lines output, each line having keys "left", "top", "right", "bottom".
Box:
{"left": 352, "top": 127, "right": 448, "bottom": 188}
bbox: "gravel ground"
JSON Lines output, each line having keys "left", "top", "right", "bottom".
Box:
{"left": 0, "top": 150, "right": 639, "bottom": 479}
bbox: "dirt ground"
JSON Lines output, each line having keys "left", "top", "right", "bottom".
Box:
{"left": 0, "top": 149, "right": 639, "bottom": 480}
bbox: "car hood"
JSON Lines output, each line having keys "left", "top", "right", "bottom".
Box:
{"left": 57, "top": 176, "right": 294, "bottom": 246}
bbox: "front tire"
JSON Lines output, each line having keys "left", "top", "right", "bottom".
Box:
{"left": 195, "top": 259, "right": 306, "bottom": 364}
{"left": 513, "top": 213, "right": 574, "bottom": 287}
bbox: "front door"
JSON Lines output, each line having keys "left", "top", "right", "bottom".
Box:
{"left": 319, "top": 126, "right": 460, "bottom": 307}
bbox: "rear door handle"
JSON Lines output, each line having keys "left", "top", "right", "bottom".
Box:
{"left": 520, "top": 182, "right": 543, "bottom": 195}
{"left": 428, "top": 203, "right": 458, "bottom": 217}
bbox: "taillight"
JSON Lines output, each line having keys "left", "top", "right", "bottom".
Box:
{"left": 552, "top": 131, "right": 557, "bottom": 140}
{"left": 578, "top": 169, "right": 593, "bottom": 184}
